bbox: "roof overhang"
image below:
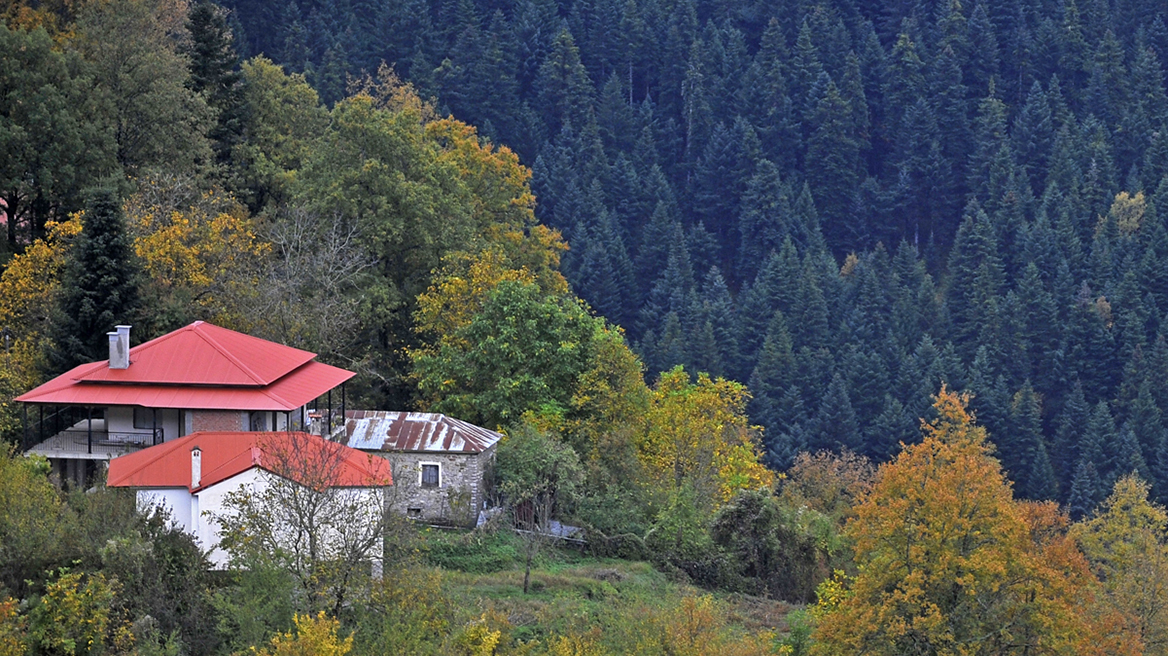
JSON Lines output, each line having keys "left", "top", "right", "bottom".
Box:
{"left": 17, "top": 361, "right": 355, "bottom": 411}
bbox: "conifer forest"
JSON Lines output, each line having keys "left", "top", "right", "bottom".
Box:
{"left": 4, "top": 0, "right": 1168, "bottom": 651}
{"left": 216, "top": 0, "right": 1168, "bottom": 510}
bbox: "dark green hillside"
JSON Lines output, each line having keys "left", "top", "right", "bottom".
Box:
{"left": 218, "top": 0, "right": 1168, "bottom": 503}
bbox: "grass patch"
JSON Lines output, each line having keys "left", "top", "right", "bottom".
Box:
{"left": 413, "top": 527, "right": 795, "bottom": 653}
{"left": 421, "top": 527, "right": 522, "bottom": 573}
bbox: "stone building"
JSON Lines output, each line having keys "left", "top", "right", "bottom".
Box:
{"left": 343, "top": 411, "right": 501, "bottom": 526}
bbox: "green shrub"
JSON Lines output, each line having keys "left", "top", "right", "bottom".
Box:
{"left": 423, "top": 529, "right": 521, "bottom": 573}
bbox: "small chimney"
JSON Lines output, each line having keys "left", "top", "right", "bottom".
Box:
{"left": 191, "top": 447, "right": 202, "bottom": 489}
{"left": 108, "top": 330, "right": 128, "bottom": 369}
{"left": 116, "top": 325, "right": 130, "bottom": 364}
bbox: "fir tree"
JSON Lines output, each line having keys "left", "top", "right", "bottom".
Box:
{"left": 48, "top": 188, "right": 140, "bottom": 374}
{"left": 810, "top": 372, "right": 861, "bottom": 453}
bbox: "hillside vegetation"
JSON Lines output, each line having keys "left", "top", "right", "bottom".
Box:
{"left": 4, "top": 0, "right": 1168, "bottom": 652}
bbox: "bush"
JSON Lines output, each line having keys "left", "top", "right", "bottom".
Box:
{"left": 423, "top": 529, "right": 521, "bottom": 573}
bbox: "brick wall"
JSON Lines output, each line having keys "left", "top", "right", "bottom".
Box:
{"left": 191, "top": 410, "right": 246, "bottom": 432}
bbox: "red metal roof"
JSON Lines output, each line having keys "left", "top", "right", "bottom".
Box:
{"left": 75, "top": 321, "right": 315, "bottom": 386}
{"left": 343, "top": 411, "right": 502, "bottom": 453}
{"left": 16, "top": 322, "right": 355, "bottom": 411}
{"left": 107, "top": 431, "right": 393, "bottom": 492}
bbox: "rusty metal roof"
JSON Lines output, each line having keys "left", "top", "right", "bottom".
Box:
{"left": 343, "top": 411, "right": 502, "bottom": 454}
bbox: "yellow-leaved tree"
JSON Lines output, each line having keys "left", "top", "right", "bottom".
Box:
{"left": 0, "top": 216, "right": 82, "bottom": 442}
{"left": 1074, "top": 475, "right": 1168, "bottom": 655}
{"left": 812, "top": 386, "right": 1125, "bottom": 656}
{"left": 124, "top": 175, "right": 268, "bottom": 333}
{"left": 638, "top": 366, "right": 774, "bottom": 508}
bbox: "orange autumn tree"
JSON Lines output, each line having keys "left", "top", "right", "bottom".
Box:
{"left": 812, "top": 386, "right": 1122, "bottom": 656}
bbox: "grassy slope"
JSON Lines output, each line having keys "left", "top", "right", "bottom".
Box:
{"left": 420, "top": 527, "right": 795, "bottom": 651}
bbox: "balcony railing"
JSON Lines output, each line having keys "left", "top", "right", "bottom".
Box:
{"left": 26, "top": 426, "right": 164, "bottom": 459}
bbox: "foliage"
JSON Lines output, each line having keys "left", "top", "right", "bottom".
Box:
{"left": 124, "top": 174, "right": 267, "bottom": 333}
{"left": 27, "top": 568, "right": 132, "bottom": 656}
{"left": 496, "top": 426, "right": 585, "bottom": 593}
{"left": 70, "top": 0, "right": 213, "bottom": 174}
{"left": 639, "top": 367, "right": 774, "bottom": 510}
{"left": 252, "top": 612, "right": 353, "bottom": 656}
{"left": 350, "top": 566, "right": 450, "bottom": 656}
{"left": 777, "top": 450, "right": 874, "bottom": 525}
{"left": 0, "top": 216, "right": 81, "bottom": 443}
{"left": 0, "top": 597, "right": 23, "bottom": 656}
{"left": 811, "top": 387, "right": 1101, "bottom": 655}
{"left": 1074, "top": 475, "right": 1168, "bottom": 655}
{"left": 47, "top": 188, "right": 139, "bottom": 375}
{"left": 0, "top": 23, "right": 115, "bottom": 250}
{"left": 711, "top": 488, "right": 839, "bottom": 601}
{"left": 0, "top": 448, "right": 66, "bottom": 595}
{"left": 215, "top": 433, "right": 390, "bottom": 616}
{"left": 413, "top": 279, "right": 599, "bottom": 429}
{"left": 212, "top": 559, "right": 296, "bottom": 654}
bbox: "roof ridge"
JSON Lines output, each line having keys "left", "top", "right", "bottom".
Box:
{"left": 191, "top": 323, "right": 268, "bottom": 386}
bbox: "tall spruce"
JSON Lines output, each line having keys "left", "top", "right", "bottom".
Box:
{"left": 48, "top": 187, "right": 140, "bottom": 374}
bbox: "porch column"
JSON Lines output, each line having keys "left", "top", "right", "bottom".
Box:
{"left": 341, "top": 383, "right": 346, "bottom": 433}
{"left": 153, "top": 408, "right": 159, "bottom": 444}
{"left": 327, "top": 389, "right": 333, "bottom": 439}
{"left": 86, "top": 408, "right": 92, "bottom": 455}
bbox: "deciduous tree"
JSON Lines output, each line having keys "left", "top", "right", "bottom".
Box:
{"left": 812, "top": 387, "right": 1102, "bottom": 656}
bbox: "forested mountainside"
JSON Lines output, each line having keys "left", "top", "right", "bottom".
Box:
{"left": 217, "top": 0, "right": 1168, "bottom": 507}
{"left": 7, "top": 0, "right": 1168, "bottom": 651}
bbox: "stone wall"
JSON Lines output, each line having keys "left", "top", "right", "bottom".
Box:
{"left": 376, "top": 446, "right": 496, "bottom": 527}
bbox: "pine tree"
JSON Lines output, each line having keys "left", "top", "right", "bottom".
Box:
{"left": 806, "top": 74, "right": 861, "bottom": 253}
{"left": 1005, "top": 381, "right": 1058, "bottom": 500}
{"left": 48, "top": 188, "right": 140, "bottom": 374}
{"left": 535, "top": 29, "right": 595, "bottom": 137}
{"left": 737, "top": 160, "right": 793, "bottom": 285}
{"left": 1067, "top": 458, "right": 1103, "bottom": 519}
{"left": 810, "top": 372, "right": 861, "bottom": 453}
{"left": 186, "top": 1, "right": 245, "bottom": 166}
{"left": 1083, "top": 401, "right": 1121, "bottom": 488}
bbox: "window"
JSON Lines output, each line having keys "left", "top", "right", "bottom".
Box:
{"left": 407, "top": 508, "right": 422, "bottom": 518}
{"left": 420, "top": 463, "right": 440, "bottom": 488}
{"left": 133, "top": 407, "right": 155, "bottom": 429}
{"left": 249, "top": 411, "right": 266, "bottom": 431}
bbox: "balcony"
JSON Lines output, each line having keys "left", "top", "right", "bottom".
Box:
{"left": 25, "top": 419, "right": 164, "bottom": 460}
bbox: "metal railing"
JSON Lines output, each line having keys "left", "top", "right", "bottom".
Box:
{"left": 25, "top": 426, "right": 164, "bottom": 457}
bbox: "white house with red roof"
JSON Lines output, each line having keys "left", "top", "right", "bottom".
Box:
{"left": 17, "top": 321, "right": 354, "bottom": 485}
{"left": 107, "top": 430, "right": 392, "bottom": 568}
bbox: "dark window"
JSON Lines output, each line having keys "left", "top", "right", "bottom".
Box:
{"left": 421, "top": 464, "right": 439, "bottom": 488}
{"left": 249, "top": 411, "right": 266, "bottom": 431}
{"left": 133, "top": 407, "right": 155, "bottom": 429}
{"left": 407, "top": 508, "right": 422, "bottom": 518}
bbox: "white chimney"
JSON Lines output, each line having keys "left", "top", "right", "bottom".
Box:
{"left": 191, "top": 447, "right": 202, "bottom": 489}
{"left": 108, "top": 330, "right": 128, "bottom": 369}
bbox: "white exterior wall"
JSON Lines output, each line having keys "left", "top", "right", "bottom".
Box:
{"left": 196, "top": 467, "right": 267, "bottom": 567}
{"left": 104, "top": 406, "right": 180, "bottom": 442}
{"left": 136, "top": 488, "right": 194, "bottom": 534}
{"left": 136, "top": 468, "right": 386, "bottom": 569}
{"left": 105, "top": 406, "right": 134, "bottom": 433}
